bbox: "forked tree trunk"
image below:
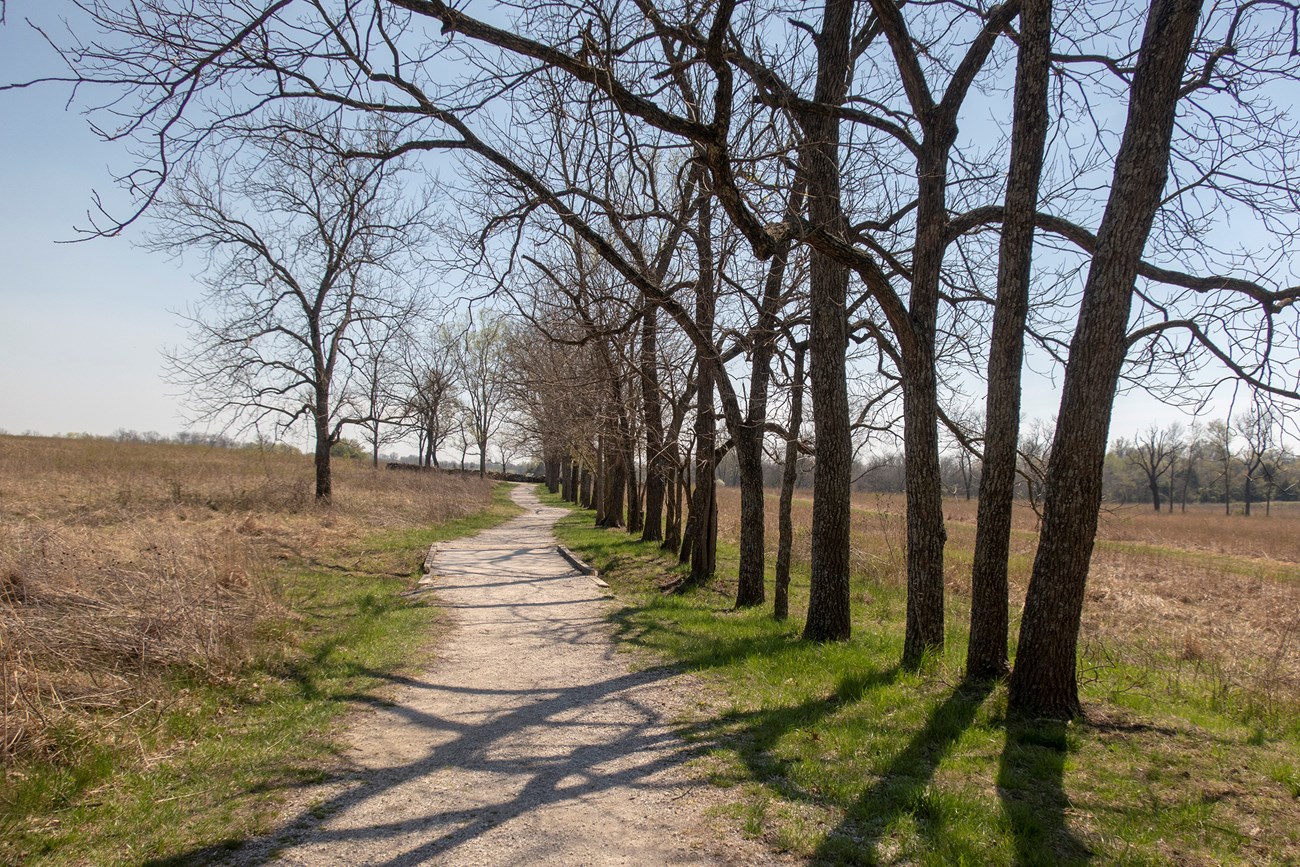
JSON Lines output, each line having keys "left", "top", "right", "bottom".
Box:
{"left": 1009, "top": 0, "right": 1203, "bottom": 719}
{"left": 967, "top": 0, "right": 1053, "bottom": 681}
{"left": 732, "top": 241, "right": 791, "bottom": 609}
{"left": 774, "top": 344, "right": 806, "bottom": 621}
{"left": 800, "top": 0, "right": 854, "bottom": 642}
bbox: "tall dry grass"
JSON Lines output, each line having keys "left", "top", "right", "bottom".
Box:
{"left": 0, "top": 435, "right": 492, "bottom": 762}
{"left": 716, "top": 486, "right": 1300, "bottom": 718}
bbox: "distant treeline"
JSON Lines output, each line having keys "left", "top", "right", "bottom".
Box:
{"left": 714, "top": 418, "right": 1296, "bottom": 515}
{"left": 4, "top": 429, "right": 303, "bottom": 454}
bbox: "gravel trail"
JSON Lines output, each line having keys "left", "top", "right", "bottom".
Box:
{"left": 268, "top": 485, "right": 780, "bottom": 866}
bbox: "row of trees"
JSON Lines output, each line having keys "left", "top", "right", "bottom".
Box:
{"left": 17, "top": 0, "right": 1300, "bottom": 720}
{"left": 1110, "top": 409, "right": 1297, "bottom": 515}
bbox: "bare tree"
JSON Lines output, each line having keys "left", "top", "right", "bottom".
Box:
{"left": 399, "top": 326, "right": 462, "bottom": 468}
{"left": 351, "top": 312, "right": 421, "bottom": 468}
{"left": 1121, "top": 423, "right": 1184, "bottom": 512}
{"left": 157, "top": 112, "right": 430, "bottom": 500}
{"left": 1207, "top": 418, "right": 1236, "bottom": 515}
{"left": 1009, "top": 0, "right": 1207, "bottom": 718}
{"left": 1238, "top": 399, "right": 1282, "bottom": 516}
{"left": 451, "top": 318, "right": 514, "bottom": 478}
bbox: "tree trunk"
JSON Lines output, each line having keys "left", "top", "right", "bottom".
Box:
{"left": 775, "top": 344, "right": 806, "bottom": 621}
{"left": 900, "top": 143, "right": 950, "bottom": 668}
{"left": 640, "top": 304, "right": 666, "bottom": 542}
{"left": 594, "top": 438, "right": 607, "bottom": 524}
{"left": 1008, "top": 0, "right": 1203, "bottom": 720}
{"left": 547, "top": 456, "right": 561, "bottom": 494}
{"left": 684, "top": 194, "right": 718, "bottom": 585}
{"left": 679, "top": 440, "right": 696, "bottom": 566}
{"left": 687, "top": 380, "right": 717, "bottom": 582}
{"left": 477, "top": 439, "right": 488, "bottom": 479}
{"left": 732, "top": 241, "right": 791, "bottom": 609}
{"left": 600, "top": 434, "right": 626, "bottom": 528}
{"left": 663, "top": 450, "right": 682, "bottom": 553}
{"left": 622, "top": 408, "right": 642, "bottom": 534}
{"left": 580, "top": 465, "right": 593, "bottom": 509}
{"left": 968, "top": 0, "right": 1052, "bottom": 680}
{"left": 313, "top": 384, "right": 332, "bottom": 501}
{"left": 734, "top": 425, "right": 768, "bottom": 607}
{"left": 800, "top": 0, "right": 854, "bottom": 642}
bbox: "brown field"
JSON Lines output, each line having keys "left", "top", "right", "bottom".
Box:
{"left": 716, "top": 487, "right": 1300, "bottom": 715}
{"left": 0, "top": 434, "right": 492, "bottom": 763}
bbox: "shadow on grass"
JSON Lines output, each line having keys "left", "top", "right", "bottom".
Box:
{"left": 682, "top": 667, "right": 902, "bottom": 813}
{"left": 811, "top": 677, "right": 995, "bottom": 864}
{"left": 996, "top": 717, "right": 1093, "bottom": 866}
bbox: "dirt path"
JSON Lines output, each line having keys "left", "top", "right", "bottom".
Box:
{"left": 268, "top": 485, "right": 781, "bottom": 866}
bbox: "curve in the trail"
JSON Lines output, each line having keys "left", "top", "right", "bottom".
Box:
{"left": 269, "top": 485, "right": 780, "bottom": 867}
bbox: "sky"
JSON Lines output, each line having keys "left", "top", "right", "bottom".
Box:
{"left": 0, "top": 4, "right": 205, "bottom": 439}
{"left": 0, "top": 3, "right": 1252, "bottom": 450}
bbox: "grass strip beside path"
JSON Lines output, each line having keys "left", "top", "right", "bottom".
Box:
{"left": 541, "top": 487, "right": 1300, "bottom": 866}
{"left": 2, "top": 483, "right": 523, "bottom": 867}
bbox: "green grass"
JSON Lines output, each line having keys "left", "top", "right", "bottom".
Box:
{"left": 1, "top": 484, "right": 523, "bottom": 867}
{"left": 541, "top": 486, "right": 1300, "bottom": 865}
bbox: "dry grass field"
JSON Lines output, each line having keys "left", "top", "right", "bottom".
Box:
{"left": 716, "top": 487, "right": 1300, "bottom": 722}
{"left": 0, "top": 433, "right": 492, "bottom": 769}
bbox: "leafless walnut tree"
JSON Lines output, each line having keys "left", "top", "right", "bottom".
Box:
{"left": 157, "top": 112, "right": 433, "bottom": 500}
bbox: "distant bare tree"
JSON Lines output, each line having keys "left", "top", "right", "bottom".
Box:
{"left": 1121, "top": 423, "right": 1184, "bottom": 512}
{"left": 1207, "top": 418, "right": 1236, "bottom": 515}
{"left": 400, "top": 326, "right": 462, "bottom": 468}
{"left": 1239, "top": 399, "right": 1282, "bottom": 516}
{"left": 451, "top": 319, "right": 514, "bottom": 478}
{"left": 157, "top": 112, "right": 431, "bottom": 501}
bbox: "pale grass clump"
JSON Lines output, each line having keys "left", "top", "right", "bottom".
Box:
{"left": 0, "top": 434, "right": 494, "bottom": 762}
{"left": 1, "top": 520, "right": 268, "bottom": 761}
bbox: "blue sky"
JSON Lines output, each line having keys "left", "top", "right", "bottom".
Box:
{"left": 0, "top": 3, "right": 203, "bottom": 438}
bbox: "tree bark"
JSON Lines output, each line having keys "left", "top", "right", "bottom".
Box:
{"left": 599, "top": 433, "right": 626, "bottom": 528}
{"left": 900, "top": 145, "right": 950, "bottom": 667}
{"left": 663, "top": 448, "right": 682, "bottom": 553}
{"left": 1009, "top": 0, "right": 1203, "bottom": 720}
{"left": 640, "top": 304, "right": 666, "bottom": 542}
{"left": 775, "top": 343, "right": 806, "bottom": 621}
{"left": 800, "top": 0, "right": 854, "bottom": 642}
{"left": 733, "top": 242, "right": 791, "bottom": 609}
{"left": 313, "top": 382, "right": 332, "bottom": 502}
{"left": 684, "top": 194, "right": 718, "bottom": 585}
{"left": 967, "top": 0, "right": 1052, "bottom": 681}
{"left": 594, "top": 437, "right": 607, "bottom": 524}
